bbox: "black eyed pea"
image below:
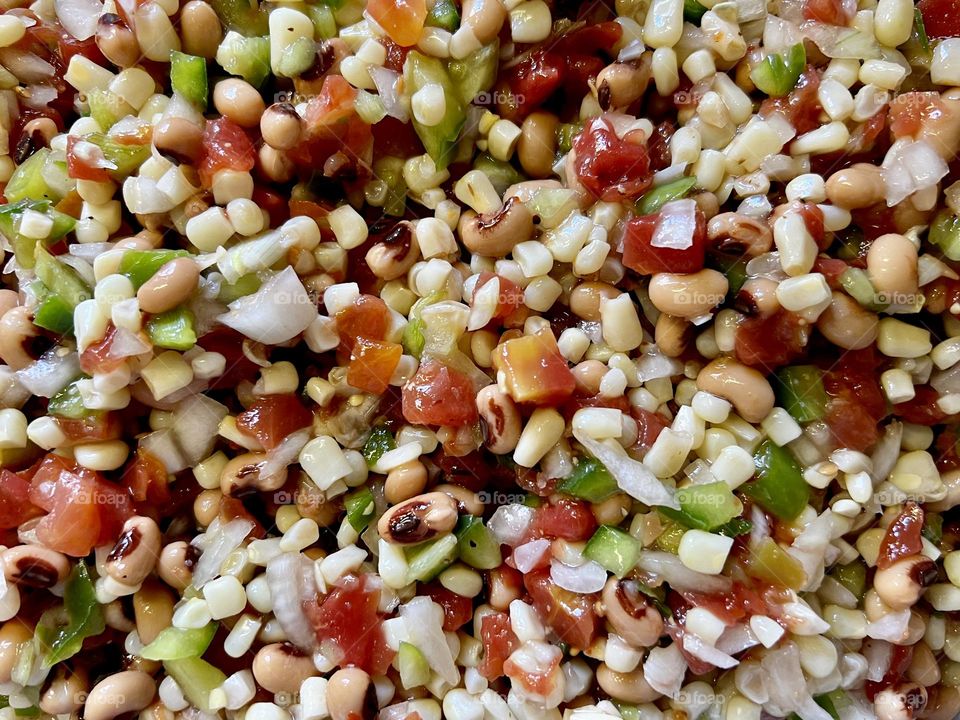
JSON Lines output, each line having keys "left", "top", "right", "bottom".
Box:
{"left": 365, "top": 222, "right": 421, "bottom": 281}
{"left": 435, "top": 483, "right": 484, "bottom": 516}
{"left": 261, "top": 103, "right": 303, "bottom": 151}
{"left": 213, "top": 78, "right": 266, "bottom": 129}
{"left": 476, "top": 385, "right": 522, "bottom": 455}
{"left": 102, "top": 600, "right": 136, "bottom": 632}
{"left": 258, "top": 144, "right": 296, "bottom": 183}
{"left": 2, "top": 544, "right": 70, "bottom": 589}
{"left": 252, "top": 643, "right": 318, "bottom": 695}
{"left": 595, "top": 664, "right": 662, "bottom": 704}
{"left": 136, "top": 257, "right": 200, "bottom": 315}
{"left": 825, "top": 163, "right": 885, "bottom": 210}
{"left": 458, "top": 197, "right": 534, "bottom": 257}
{"left": 40, "top": 667, "right": 87, "bottom": 715}
{"left": 84, "top": 671, "right": 156, "bottom": 720}
{"left": 654, "top": 313, "right": 692, "bottom": 358}
{"left": 0, "top": 621, "right": 33, "bottom": 683}
{"left": 157, "top": 541, "right": 199, "bottom": 592}
{"left": 517, "top": 112, "right": 559, "bottom": 178}
{"left": 707, "top": 212, "right": 773, "bottom": 257}
{"left": 377, "top": 491, "right": 459, "bottom": 545}
{"left": 600, "top": 578, "right": 664, "bottom": 648}
{"left": 569, "top": 281, "right": 620, "bottom": 322}
{"left": 105, "top": 516, "right": 162, "bottom": 587}
{"left": 648, "top": 269, "right": 729, "bottom": 320}
{"left": 95, "top": 14, "right": 139, "bottom": 68}
{"left": 734, "top": 278, "right": 781, "bottom": 318}
{"left": 816, "top": 291, "right": 878, "bottom": 351}
{"left": 572, "top": 360, "right": 607, "bottom": 396}
{"left": 488, "top": 566, "right": 522, "bottom": 610}
{"left": 873, "top": 682, "right": 927, "bottom": 720}
{"left": 866, "top": 233, "right": 919, "bottom": 301}
{"left": 591, "top": 494, "right": 631, "bottom": 526}
{"left": 384, "top": 460, "right": 429, "bottom": 505}
{"left": 924, "top": 687, "right": 960, "bottom": 720}
{"left": 594, "top": 61, "right": 650, "bottom": 111}
{"left": 0, "top": 306, "right": 38, "bottom": 370}
{"left": 153, "top": 118, "right": 204, "bottom": 165}
{"left": 133, "top": 579, "right": 176, "bottom": 645}
{"left": 0, "top": 290, "right": 18, "bottom": 317}
{"left": 326, "top": 667, "right": 377, "bottom": 720}
{"left": 179, "top": 0, "right": 222, "bottom": 59}
{"left": 220, "top": 452, "right": 288, "bottom": 495}
{"left": 193, "top": 489, "right": 222, "bottom": 528}
{"left": 874, "top": 555, "right": 939, "bottom": 611}
{"left": 696, "top": 357, "right": 774, "bottom": 424}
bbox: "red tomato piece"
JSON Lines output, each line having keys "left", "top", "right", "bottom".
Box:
{"left": 524, "top": 568, "right": 601, "bottom": 650}
{"left": 497, "top": 51, "right": 564, "bottom": 123}
{"left": 622, "top": 207, "right": 707, "bottom": 275}
{"left": 474, "top": 273, "right": 524, "bottom": 322}
{"left": 918, "top": 0, "right": 960, "bottom": 38}
{"left": 889, "top": 92, "right": 944, "bottom": 138}
{"left": 197, "top": 117, "right": 256, "bottom": 187}
{"left": 492, "top": 331, "right": 576, "bottom": 407}
{"left": 66, "top": 136, "right": 111, "bottom": 182}
{"left": 304, "top": 574, "right": 394, "bottom": 675}
{"left": 253, "top": 187, "right": 290, "bottom": 227}
{"left": 123, "top": 448, "right": 170, "bottom": 505}
{"left": 573, "top": 117, "right": 652, "bottom": 202}
{"left": 421, "top": 582, "right": 473, "bottom": 631}
{"left": 347, "top": 338, "right": 402, "bottom": 395}
{"left": 552, "top": 22, "right": 624, "bottom": 55}
{"left": 79, "top": 324, "right": 126, "bottom": 375}
{"left": 894, "top": 385, "right": 949, "bottom": 426}
{"left": 0, "top": 470, "right": 42, "bottom": 529}
{"left": 402, "top": 360, "right": 479, "bottom": 427}
{"left": 527, "top": 498, "right": 598, "bottom": 542}
{"left": 877, "top": 501, "right": 924, "bottom": 570}
{"left": 367, "top": 0, "right": 426, "bottom": 46}
{"left": 825, "top": 397, "right": 879, "bottom": 452}
{"left": 760, "top": 68, "right": 822, "bottom": 136}
{"left": 55, "top": 413, "right": 122, "bottom": 445}
{"left": 823, "top": 347, "right": 887, "bottom": 419}
{"left": 200, "top": 329, "right": 261, "bottom": 390}
{"left": 478, "top": 611, "right": 520, "bottom": 680}
{"left": 802, "top": 0, "right": 854, "bottom": 24}
{"left": 335, "top": 294, "right": 390, "bottom": 351}
{"left": 236, "top": 394, "right": 314, "bottom": 450}
{"left": 735, "top": 310, "right": 808, "bottom": 371}
{"left": 633, "top": 408, "right": 670, "bottom": 455}
{"left": 812, "top": 257, "right": 849, "bottom": 287}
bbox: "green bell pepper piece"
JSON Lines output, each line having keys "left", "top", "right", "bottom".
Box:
{"left": 775, "top": 365, "right": 829, "bottom": 423}
{"left": 584, "top": 525, "right": 639, "bottom": 577}
{"left": 87, "top": 88, "right": 130, "bottom": 132}
{"left": 653, "top": 518, "right": 685, "bottom": 553}
{"left": 922, "top": 512, "right": 943, "bottom": 545}
{"left": 743, "top": 440, "right": 809, "bottom": 521}
{"left": 217, "top": 273, "right": 262, "bottom": 303}
{"left": 345, "top": 486, "right": 376, "bottom": 531}
{"left": 750, "top": 43, "right": 806, "bottom": 98}
{"left": 5, "top": 149, "right": 54, "bottom": 203}
{"left": 146, "top": 308, "right": 198, "bottom": 351}
{"left": 356, "top": 90, "right": 387, "bottom": 124}
{"left": 163, "top": 658, "right": 227, "bottom": 713}
{"left": 660, "top": 481, "right": 742, "bottom": 531}
{"left": 171, "top": 52, "right": 209, "bottom": 109}
{"left": 406, "top": 534, "right": 458, "bottom": 582}
{"left": 830, "top": 560, "right": 866, "bottom": 599}
{"left": 426, "top": 0, "right": 459, "bottom": 30}
{"left": 398, "top": 641, "right": 430, "bottom": 689}
{"left": 635, "top": 176, "right": 697, "bottom": 216}
{"left": 448, "top": 42, "right": 498, "bottom": 105}
{"left": 402, "top": 290, "right": 442, "bottom": 358}
{"left": 556, "top": 123, "right": 583, "bottom": 154}
{"left": 120, "top": 249, "right": 190, "bottom": 288}
{"left": 35, "top": 246, "right": 92, "bottom": 310}
{"left": 373, "top": 156, "right": 407, "bottom": 217}
{"left": 556, "top": 457, "right": 619, "bottom": 503}
{"left": 48, "top": 380, "right": 91, "bottom": 419}
{"left": 305, "top": 4, "right": 337, "bottom": 39}
{"left": 84, "top": 133, "right": 151, "bottom": 178}
{"left": 474, "top": 153, "right": 523, "bottom": 197}
{"left": 216, "top": 32, "right": 272, "bottom": 87}
{"left": 33, "top": 292, "right": 75, "bottom": 335}
{"left": 914, "top": 8, "right": 930, "bottom": 52}
{"left": 404, "top": 51, "right": 465, "bottom": 169}
{"left": 715, "top": 517, "right": 753, "bottom": 537}
{"left": 363, "top": 424, "right": 396, "bottom": 467}
{"left": 35, "top": 563, "right": 104, "bottom": 666}
{"left": 209, "top": 0, "right": 268, "bottom": 34}
{"left": 683, "top": 0, "right": 708, "bottom": 23}
{"left": 455, "top": 515, "right": 502, "bottom": 570}
{"left": 0, "top": 199, "right": 75, "bottom": 269}
{"left": 930, "top": 209, "right": 960, "bottom": 261}
{"left": 839, "top": 267, "right": 887, "bottom": 312}
{"left": 141, "top": 623, "right": 217, "bottom": 661}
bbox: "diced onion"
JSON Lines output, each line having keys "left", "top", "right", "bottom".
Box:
{"left": 369, "top": 66, "right": 409, "bottom": 122}
{"left": 801, "top": 22, "right": 880, "bottom": 60}
{"left": 16, "top": 348, "right": 80, "bottom": 398}
{"left": 218, "top": 266, "right": 318, "bottom": 345}
{"left": 682, "top": 632, "right": 739, "bottom": 669}
{"left": 550, "top": 559, "right": 607, "bottom": 593}
{"left": 635, "top": 551, "right": 732, "bottom": 593}
{"left": 643, "top": 643, "right": 686, "bottom": 698}
{"left": 881, "top": 138, "right": 948, "bottom": 206}
{"left": 267, "top": 552, "right": 318, "bottom": 651}
{"left": 55, "top": 0, "right": 103, "bottom": 39}
{"left": 489, "top": 504, "right": 534, "bottom": 546}
{"left": 513, "top": 538, "right": 551, "bottom": 573}
{"left": 574, "top": 431, "right": 679, "bottom": 509}
{"left": 259, "top": 428, "right": 311, "bottom": 483}
{"left": 192, "top": 518, "right": 255, "bottom": 588}
{"left": 399, "top": 597, "right": 459, "bottom": 686}
{"left": 651, "top": 199, "right": 697, "bottom": 250}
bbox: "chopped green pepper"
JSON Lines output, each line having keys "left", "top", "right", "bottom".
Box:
{"left": 830, "top": 560, "right": 866, "bottom": 599}
{"left": 715, "top": 517, "right": 753, "bottom": 537}
{"left": 556, "top": 457, "right": 619, "bottom": 503}
{"left": 304, "top": 4, "right": 337, "bottom": 39}
{"left": 914, "top": 8, "right": 930, "bottom": 52}
{"left": 929, "top": 209, "right": 960, "bottom": 261}
{"left": 448, "top": 42, "right": 498, "bottom": 105}
{"left": 474, "top": 152, "right": 523, "bottom": 197}
{"left": 141, "top": 623, "right": 217, "bottom": 661}
{"left": 35, "top": 563, "right": 104, "bottom": 666}
{"left": 923, "top": 512, "right": 943, "bottom": 545}
{"left": 556, "top": 123, "right": 583, "bottom": 154}
{"left": 775, "top": 365, "right": 829, "bottom": 423}
{"left": 405, "top": 534, "right": 458, "bottom": 582}
{"left": 653, "top": 518, "right": 685, "bottom": 553}
{"left": 398, "top": 641, "right": 430, "bottom": 689}
{"left": 635, "top": 176, "right": 698, "bottom": 216}
{"left": 745, "top": 537, "right": 805, "bottom": 590}
{"left": 208, "top": 0, "right": 268, "bottom": 34}
{"left": 743, "top": 440, "right": 809, "bottom": 521}
{"left": 713, "top": 254, "right": 748, "bottom": 295}
{"left": 373, "top": 156, "right": 407, "bottom": 217}
{"left": 750, "top": 43, "right": 806, "bottom": 98}
{"left": 839, "top": 267, "right": 887, "bottom": 312}
{"left": 87, "top": 88, "right": 130, "bottom": 132}
{"left": 120, "top": 249, "right": 191, "bottom": 288}
{"left": 356, "top": 90, "right": 387, "bottom": 124}
{"left": 217, "top": 272, "right": 262, "bottom": 303}
{"left": 84, "top": 133, "right": 152, "bottom": 178}
{"left": 404, "top": 52, "right": 466, "bottom": 169}
{"left": 345, "top": 486, "right": 376, "bottom": 531}
{"left": 146, "top": 308, "right": 198, "bottom": 351}
{"left": 33, "top": 283, "right": 75, "bottom": 335}
{"left": 170, "top": 51, "right": 209, "bottom": 109}
{"left": 4, "top": 149, "right": 55, "bottom": 203}
{"left": 584, "top": 525, "right": 639, "bottom": 577}
{"left": 0, "top": 200, "right": 76, "bottom": 268}
{"left": 362, "top": 424, "right": 396, "bottom": 467}
{"left": 426, "top": 0, "right": 459, "bottom": 31}
{"left": 683, "top": 0, "right": 708, "bottom": 23}
{"left": 660, "top": 481, "right": 742, "bottom": 531}
{"left": 455, "top": 515, "right": 502, "bottom": 570}
{"left": 48, "top": 380, "right": 91, "bottom": 419}
{"left": 402, "top": 290, "right": 442, "bottom": 357}
{"left": 35, "top": 246, "right": 92, "bottom": 310}
{"left": 163, "top": 658, "right": 227, "bottom": 713}
{"left": 216, "top": 32, "right": 272, "bottom": 87}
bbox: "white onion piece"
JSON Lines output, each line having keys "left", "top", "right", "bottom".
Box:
{"left": 399, "top": 597, "right": 459, "bottom": 686}
{"left": 715, "top": 624, "right": 760, "bottom": 655}
{"left": 489, "top": 504, "right": 534, "bottom": 546}
{"left": 871, "top": 421, "right": 902, "bottom": 484}
{"left": 763, "top": 14, "right": 802, "bottom": 51}
{"left": 635, "top": 551, "right": 732, "bottom": 593}
{"left": 801, "top": 22, "right": 880, "bottom": 60}
{"left": 762, "top": 644, "right": 833, "bottom": 720}
{"left": 651, "top": 199, "right": 697, "bottom": 250}
{"left": 172, "top": 393, "right": 229, "bottom": 467}
{"left": 122, "top": 177, "right": 175, "bottom": 214}
{"left": 139, "top": 429, "right": 184, "bottom": 473}
{"left": 682, "top": 633, "right": 739, "bottom": 669}
{"left": 643, "top": 642, "right": 687, "bottom": 698}
{"left": 513, "top": 539, "right": 551, "bottom": 573}
{"left": 259, "top": 428, "right": 311, "bottom": 483}
{"left": 550, "top": 559, "right": 607, "bottom": 594}
{"left": 55, "top": 0, "right": 103, "bottom": 38}
{"left": 467, "top": 276, "right": 500, "bottom": 331}
{"left": 0, "top": 49, "right": 54, "bottom": 82}
{"left": 369, "top": 66, "right": 409, "bottom": 122}
{"left": 786, "top": 510, "right": 833, "bottom": 592}
{"left": 17, "top": 348, "right": 80, "bottom": 398}
{"left": 266, "top": 552, "right": 318, "bottom": 651}
{"left": 780, "top": 600, "right": 831, "bottom": 635}
{"left": 863, "top": 639, "right": 893, "bottom": 682}
{"left": 574, "top": 431, "right": 679, "bottom": 509}
{"left": 69, "top": 242, "right": 114, "bottom": 261}
{"left": 109, "top": 327, "right": 151, "bottom": 358}
{"left": 219, "top": 266, "right": 317, "bottom": 345}
{"left": 881, "top": 138, "right": 948, "bottom": 206}
{"left": 192, "top": 518, "right": 255, "bottom": 588}
{"left": 866, "top": 609, "right": 911, "bottom": 642}
{"left": 22, "top": 85, "right": 59, "bottom": 110}
{"left": 635, "top": 350, "right": 683, "bottom": 382}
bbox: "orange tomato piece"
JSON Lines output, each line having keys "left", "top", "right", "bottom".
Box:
{"left": 334, "top": 294, "right": 390, "bottom": 352}
{"left": 492, "top": 330, "right": 576, "bottom": 406}
{"left": 347, "top": 338, "right": 403, "bottom": 395}
{"left": 368, "top": 0, "right": 427, "bottom": 47}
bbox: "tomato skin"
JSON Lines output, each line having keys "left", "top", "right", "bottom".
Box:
{"left": 236, "top": 394, "right": 314, "bottom": 450}
{"left": 633, "top": 407, "right": 669, "bottom": 455}
{"left": 198, "top": 117, "right": 256, "bottom": 187}
{"left": 0, "top": 470, "right": 42, "bottom": 529}
{"left": 918, "top": 0, "right": 960, "bottom": 37}
{"left": 802, "top": 0, "right": 854, "bottom": 24}
{"left": 123, "top": 448, "right": 170, "bottom": 505}
{"left": 492, "top": 331, "right": 576, "bottom": 407}
{"left": 402, "top": 360, "right": 479, "bottom": 427}
{"left": 79, "top": 324, "right": 128, "bottom": 375}
{"left": 199, "top": 330, "right": 261, "bottom": 390}
{"left": 347, "top": 338, "right": 402, "bottom": 395}
{"left": 421, "top": 583, "right": 473, "bottom": 631}
{"left": 823, "top": 347, "right": 886, "bottom": 419}
{"left": 66, "top": 136, "right": 110, "bottom": 182}
{"left": 573, "top": 118, "right": 652, "bottom": 202}
{"left": 55, "top": 413, "right": 122, "bottom": 445}
{"left": 524, "top": 568, "right": 601, "bottom": 650}
{"left": 735, "top": 311, "right": 808, "bottom": 371}
{"left": 367, "top": 0, "right": 426, "bottom": 46}
{"left": 474, "top": 273, "right": 524, "bottom": 322}
{"left": 622, "top": 208, "right": 707, "bottom": 275}
{"left": 335, "top": 294, "right": 390, "bottom": 352}
{"left": 527, "top": 499, "right": 598, "bottom": 542}
{"left": 894, "top": 385, "right": 949, "bottom": 426}
{"left": 305, "top": 574, "right": 394, "bottom": 675}
{"left": 497, "top": 51, "right": 564, "bottom": 123}
{"left": 478, "top": 611, "right": 520, "bottom": 680}
{"left": 824, "top": 397, "right": 879, "bottom": 452}
{"left": 877, "top": 502, "right": 924, "bottom": 570}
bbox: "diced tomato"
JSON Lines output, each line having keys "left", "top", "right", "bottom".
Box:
{"left": 492, "top": 330, "right": 576, "bottom": 407}
{"left": 633, "top": 407, "right": 669, "bottom": 455}
{"left": 622, "top": 206, "right": 707, "bottom": 275}
{"left": 478, "top": 611, "right": 520, "bottom": 680}
{"left": 473, "top": 273, "right": 524, "bottom": 322}
{"left": 877, "top": 501, "right": 924, "bottom": 570}
{"left": 681, "top": 583, "right": 772, "bottom": 626}
{"left": 527, "top": 498, "right": 597, "bottom": 542}
{"left": 760, "top": 68, "right": 822, "bottom": 136}
{"left": 367, "top": 0, "right": 426, "bottom": 46}
{"left": 894, "top": 385, "right": 949, "bottom": 426}
{"left": 496, "top": 51, "right": 564, "bottom": 123}
{"left": 218, "top": 496, "right": 266, "bottom": 539}
{"left": 236, "top": 394, "right": 314, "bottom": 450}
{"left": 79, "top": 324, "right": 127, "bottom": 375}
{"left": 0, "top": 470, "right": 42, "bottom": 529}
{"left": 935, "top": 425, "right": 960, "bottom": 471}
{"left": 197, "top": 117, "right": 256, "bottom": 188}
{"left": 123, "top": 448, "right": 170, "bottom": 505}
{"left": 347, "top": 338, "right": 402, "bottom": 395}
{"left": 802, "top": 0, "right": 854, "bottom": 24}
{"left": 846, "top": 108, "right": 888, "bottom": 157}
{"left": 253, "top": 187, "right": 290, "bottom": 227}
{"left": 402, "top": 360, "right": 479, "bottom": 427}
{"left": 553, "top": 21, "right": 623, "bottom": 55}
{"left": 199, "top": 329, "right": 261, "bottom": 390}
{"left": 421, "top": 582, "right": 473, "bottom": 631}
{"left": 795, "top": 202, "right": 826, "bottom": 248}
{"left": 381, "top": 39, "right": 409, "bottom": 72}
{"left": 524, "top": 568, "right": 600, "bottom": 650}
{"left": 918, "top": 0, "right": 960, "bottom": 38}
{"left": 572, "top": 117, "right": 652, "bottom": 202}
{"left": 735, "top": 310, "right": 808, "bottom": 371}
{"left": 864, "top": 645, "right": 914, "bottom": 701}
{"left": 503, "top": 646, "right": 562, "bottom": 698}
{"left": 888, "top": 92, "right": 944, "bottom": 138}
{"left": 65, "top": 136, "right": 110, "bottom": 182}
{"left": 823, "top": 347, "right": 886, "bottom": 419}
{"left": 55, "top": 413, "right": 122, "bottom": 445}
{"left": 334, "top": 294, "right": 390, "bottom": 352}
{"left": 812, "top": 257, "right": 849, "bottom": 287}
{"left": 825, "top": 397, "right": 879, "bottom": 452}
{"left": 288, "top": 199, "right": 331, "bottom": 225}
{"left": 305, "top": 574, "right": 394, "bottom": 675}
